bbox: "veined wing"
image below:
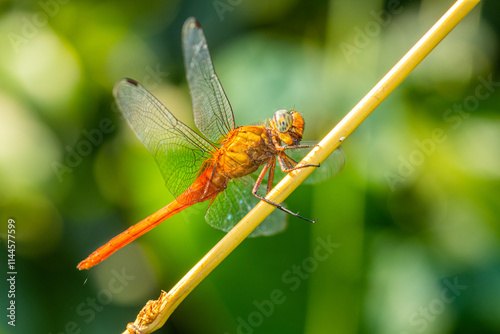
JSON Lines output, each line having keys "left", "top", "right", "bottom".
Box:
{"left": 182, "top": 17, "right": 235, "bottom": 144}
{"left": 206, "top": 176, "right": 287, "bottom": 237}
{"left": 300, "top": 145, "right": 345, "bottom": 184}
{"left": 114, "top": 78, "right": 215, "bottom": 200}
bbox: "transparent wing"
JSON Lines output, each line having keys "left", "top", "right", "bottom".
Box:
{"left": 182, "top": 17, "right": 235, "bottom": 144}
{"left": 300, "top": 145, "right": 345, "bottom": 184}
{"left": 114, "top": 78, "right": 215, "bottom": 199}
{"left": 206, "top": 176, "right": 287, "bottom": 237}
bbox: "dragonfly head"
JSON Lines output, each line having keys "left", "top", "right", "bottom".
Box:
{"left": 271, "top": 109, "right": 304, "bottom": 146}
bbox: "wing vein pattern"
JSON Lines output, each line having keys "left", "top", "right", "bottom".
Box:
{"left": 183, "top": 17, "right": 235, "bottom": 144}
{"left": 114, "top": 79, "right": 215, "bottom": 199}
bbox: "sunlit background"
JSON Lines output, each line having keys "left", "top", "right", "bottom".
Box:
{"left": 1, "top": 0, "right": 499, "bottom": 333}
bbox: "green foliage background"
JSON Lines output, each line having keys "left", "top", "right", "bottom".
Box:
{"left": 1, "top": 0, "right": 499, "bottom": 333}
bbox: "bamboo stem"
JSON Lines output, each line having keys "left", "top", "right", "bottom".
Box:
{"left": 123, "top": 1, "right": 480, "bottom": 332}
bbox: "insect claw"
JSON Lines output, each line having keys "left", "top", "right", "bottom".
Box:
{"left": 291, "top": 210, "right": 317, "bottom": 224}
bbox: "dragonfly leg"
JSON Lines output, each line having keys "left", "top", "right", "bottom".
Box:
{"left": 280, "top": 144, "right": 317, "bottom": 150}
{"left": 266, "top": 157, "right": 276, "bottom": 194}
{"left": 278, "top": 153, "right": 319, "bottom": 173}
{"left": 252, "top": 157, "right": 316, "bottom": 224}
{"left": 272, "top": 136, "right": 318, "bottom": 151}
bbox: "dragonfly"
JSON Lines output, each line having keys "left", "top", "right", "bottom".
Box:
{"left": 77, "top": 17, "right": 345, "bottom": 270}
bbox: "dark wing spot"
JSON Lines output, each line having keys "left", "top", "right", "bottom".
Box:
{"left": 125, "top": 78, "right": 139, "bottom": 86}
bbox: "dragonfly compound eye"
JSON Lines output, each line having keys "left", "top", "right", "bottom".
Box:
{"left": 273, "top": 109, "right": 293, "bottom": 133}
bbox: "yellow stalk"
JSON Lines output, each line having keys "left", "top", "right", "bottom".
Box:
{"left": 123, "top": 1, "right": 480, "bottom": 332}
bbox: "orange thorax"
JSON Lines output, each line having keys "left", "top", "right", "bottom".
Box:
{"left": 213, "top": 125, "right": 276, "bottom": 179}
